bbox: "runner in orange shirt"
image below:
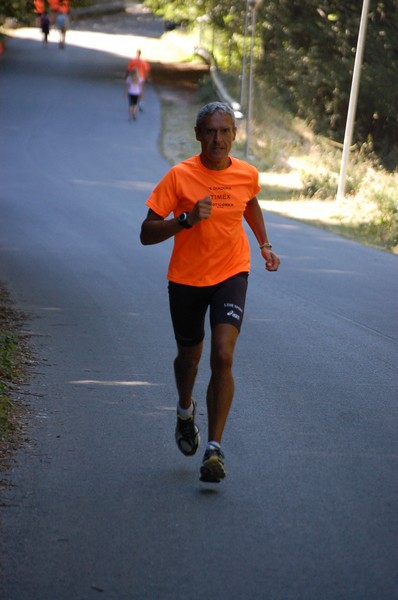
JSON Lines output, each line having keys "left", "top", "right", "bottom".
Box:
{"left": 48, "top": 0, "right": 60, "bottom": 25}
{"left": 34, "top": 0, "right": 45, "bottom": 26}
{"left": 59, "top": 0, "right": 70, "bottom": 13}
{"left": 140, "top": 101, "right": 280, "bottom": 483}
{"left": 34, "top": 0, "right": 45, "bottom": 15}
{"left": 126, "top": 49, "right": 150, "bottom": 109}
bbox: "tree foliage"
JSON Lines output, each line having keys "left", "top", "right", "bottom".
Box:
{"left": 1, "top": 0, "right": 33, "bottom": 24}
{"left": 261, "top": 0, "right": 398, "bottom": 170}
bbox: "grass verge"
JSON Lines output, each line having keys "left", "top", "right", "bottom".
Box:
{"left": 0, "top": 287, "right": 32, "bottom": 480}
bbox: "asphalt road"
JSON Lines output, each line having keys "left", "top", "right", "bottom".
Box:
{"left": 1, "top": 18, "right": 398, "bottom": 600}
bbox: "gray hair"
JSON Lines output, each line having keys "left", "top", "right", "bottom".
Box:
{"left": 195, "top": 102, "right": 236, "bottom": 129}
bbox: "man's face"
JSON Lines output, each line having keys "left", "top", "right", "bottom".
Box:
{"left": 195, "top": 112, "right": 237, "bottom": 169}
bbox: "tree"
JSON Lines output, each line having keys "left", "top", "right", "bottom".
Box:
{"left": 260, "top": 0, "right": 398, "bottom": 169}
{"left": 1, "top": 0, "right": 35, "bottom": 24}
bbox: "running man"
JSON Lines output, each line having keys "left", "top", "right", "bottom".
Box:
{"left": 140, "top": 102, "right": 280, "bottom": 483}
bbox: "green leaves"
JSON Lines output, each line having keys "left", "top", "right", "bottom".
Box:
{"left": 259, "top": 0, "right": 398, "bottom": 169}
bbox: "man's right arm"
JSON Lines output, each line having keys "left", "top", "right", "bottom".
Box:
{"left": 140, "top": 196, "right": 212, "bottom": 245}
{"left": 140, "top": 209, "right": 184, "bottom": 245}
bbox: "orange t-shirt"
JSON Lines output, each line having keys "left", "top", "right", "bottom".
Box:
{"left": 34, "top": 0, "right": 45, "bottom": 13}
{"left": 146, "top": 155, "right": 261, "bottom": 286}
{"left": 127, "top": 58, "right": 150, "bottom": 81}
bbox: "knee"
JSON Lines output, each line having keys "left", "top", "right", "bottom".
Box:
{"left": 175, "top": 355, "right": 199, "bottom": 371}
{"left": 174, "top": 347, "right": 201, "bottom": 371}
{"left": 211, "top": 345, "right": 234, "bottom": 372}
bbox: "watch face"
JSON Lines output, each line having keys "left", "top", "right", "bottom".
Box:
{"left": 178, "top": 212, "right": 191, "bottom": 228}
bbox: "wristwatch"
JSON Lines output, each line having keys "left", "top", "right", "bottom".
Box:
{"left": 177, "top": 212, "right": 192, "bottom": 229}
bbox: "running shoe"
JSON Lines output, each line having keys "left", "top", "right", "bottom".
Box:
{"left": 200, "top": 445, "right": 226, "bottom": 483}
{"left": 175, "top": 401, "right": 200, "bottom": 456}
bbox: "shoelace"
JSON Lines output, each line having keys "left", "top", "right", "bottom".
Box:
{"left": 178, "top": 415, "right": 195, "bottom": 436}
{"left": 205, "top": 447, "right": 224, "bottom": 461}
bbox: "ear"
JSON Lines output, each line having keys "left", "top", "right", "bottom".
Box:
{"left": 194, "top": 126, "right": 201, "bottom": 141}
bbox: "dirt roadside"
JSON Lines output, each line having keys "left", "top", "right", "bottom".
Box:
{"left": 0, "top": 290, "right": 34, "bottom": 484}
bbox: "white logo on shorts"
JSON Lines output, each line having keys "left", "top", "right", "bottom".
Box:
{"left": 227, "top": 309, "right": 240, "bottom": 321}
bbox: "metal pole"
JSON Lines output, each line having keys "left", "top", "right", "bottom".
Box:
{"left": 244, "top": 4, "right": 256, "bottom": 158}
{"left": 240, "top": 0, "right": 250, "bottom": 110}
{"left": 336, "top": 0, "right": 371, "bottom": 202}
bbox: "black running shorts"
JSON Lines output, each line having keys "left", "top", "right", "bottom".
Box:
{"left": 128, "top": 94, "right": 140, "bottom": 106}
{"left": 168, "top": 272, "right": 249, "bottom": 347}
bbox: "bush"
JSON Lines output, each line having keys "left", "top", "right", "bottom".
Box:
{"left": 357, "top": 170, "right": 398, "bottom": 249}
{"left": 301, "top": 169, "right": 338, "bottom": 199}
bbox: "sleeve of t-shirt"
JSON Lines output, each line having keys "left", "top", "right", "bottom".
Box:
{"left": 145, "top": 168, "right": 178, "bottom": 218}
{"left": 250, "top": 164, "right": 261, "bottom": 199}
{"left": 252, "top": 181, "right": 261, "bottom": 199}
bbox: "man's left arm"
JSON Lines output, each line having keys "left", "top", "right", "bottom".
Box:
{"left": 244, "top": 197, "right": 280, "bottom": 272}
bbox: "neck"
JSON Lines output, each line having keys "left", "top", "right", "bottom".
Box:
{"left": 199, "top": 154, "right": 232, "bottom": 171}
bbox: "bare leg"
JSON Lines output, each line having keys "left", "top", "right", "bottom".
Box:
{"left": 174, "top": 341, "right": 203, "bottom": 409}
{"left": 206, "top": 324, "right": 239, "bottom": 443}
